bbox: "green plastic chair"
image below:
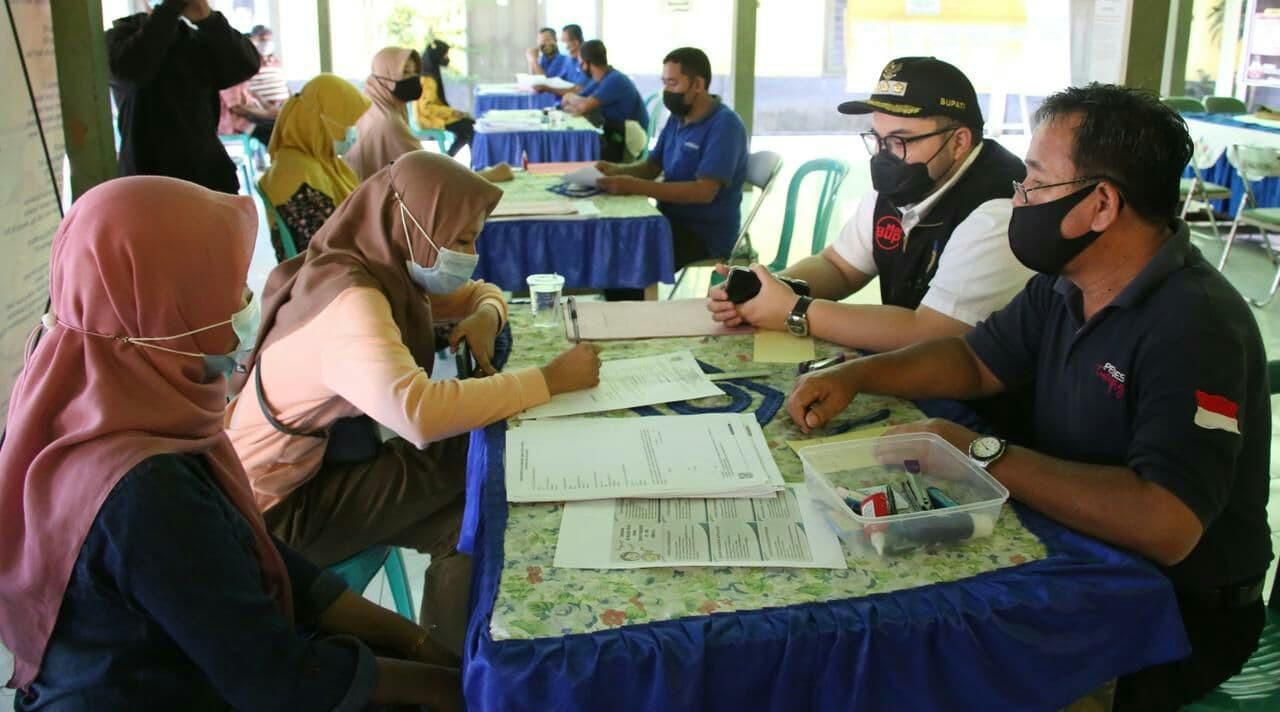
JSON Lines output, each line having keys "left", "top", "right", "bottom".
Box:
{"left": 326, "top": 546, "right": 416, "bottom": 621}
{"left": 1219, "top": 144, "right": 1280, "bottom": 306}
{"left": 765, "top": 157, "right": 851, "bottom": 273}
{"left": 253, "top": 182, "right": 300, "bottom": 260}
{"left": 1205, "top": 96, "right": 1249, "bottom": 115}
{"left": 219, "top": 133, "right": 258, "bottom": 194}
{"left": 406, "top": 105, "right": 454, "bottom": 154}
{"left": 1163, "top": 96, "right": 1207, "bottom": 113}
{"left": 644, "top": 92, "right": 663, "bottom": 150}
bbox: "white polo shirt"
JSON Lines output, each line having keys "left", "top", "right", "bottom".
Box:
{"left": 830, "top": 144, "right": 1033, "bottom": 325}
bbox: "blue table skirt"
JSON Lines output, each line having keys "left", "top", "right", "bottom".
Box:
{"left": 471, "top": 130, "right": 599, "bottom": 170}
{"left": 460, "top": 424, "right": 1189, "bottom": 712}
{"left": 475, "top": 215, "right": 675, "bottom": 290}
{"left": 475, "top": 91, "right": 560, "bottom": 114}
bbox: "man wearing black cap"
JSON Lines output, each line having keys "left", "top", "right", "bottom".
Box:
{"left": 708, "top": 57, "right": 1030, "bottom": 354}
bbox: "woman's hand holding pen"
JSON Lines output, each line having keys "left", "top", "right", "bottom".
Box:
{"left": 787, "top": 361, "right": 861, "bottom": 433}
{"left": 541, "top": 343, "right": 603, "bottom": 395}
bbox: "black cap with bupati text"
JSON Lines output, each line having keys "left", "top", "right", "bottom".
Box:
{"left": 837, "top": 56, "right": 984, "bottom": 134}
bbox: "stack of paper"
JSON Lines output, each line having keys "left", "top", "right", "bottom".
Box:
{"left": 505, "top": 413, "right": 785, "bottom": 502}
{"left": 565, "top": 298, "right": 753, "bottom": 341}
{"left": 554, "top": 484, "right": 847, "bottom": 569}
{"left": 520, "top": 351, "right": 724, "bottom": 419}
{"left": 563, "top": 164, "right": 604, "bottom": 187}
{"left": 515, "top": 73, "right": 576, "bottom": 90}
{"left": 477, "top": 118, "right": 545, "bottom": 133}
{"left": 490, "top": 198, "right": 578, "bottom": 218}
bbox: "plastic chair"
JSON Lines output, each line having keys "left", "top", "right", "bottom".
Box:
{"left": 406, "top": 105, "right": 454, "bottom": 154}
{"left": 1218, "top": 144, "right": 1280, "bottom": 305}
{"left": 1205, "top": 96, "right": 1249, "bottom": 115}
{"left": 643, "top": 92, "right": 663, "bottom": 150}
{"left": 253, "top": 182, "right": 300, "bottom": 260}
{"left": 1175, "top": 110, "right": 1233, "bottom": 240}
{"left": 765, "top": 158, "right": 851, "bottom": 273}
{"left": 219, "top": 133, "right": 256, "bottom": 194}
{"left": 1163, "top": 96, "right": 1208, "bottom": 113}
{"left": 668, "top": 150, "right": 784, "bottom": 297}
{"left": 327, "top": 546, "right": 417, "bottom": 621}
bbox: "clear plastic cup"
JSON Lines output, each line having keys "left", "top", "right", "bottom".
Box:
{"left": 526, "top": 273, "right": 565, "bottom": 328}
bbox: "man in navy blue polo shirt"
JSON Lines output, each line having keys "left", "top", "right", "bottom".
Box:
{"left": 525, "top": 27, "right": 570, "bottom": 78}
{"left": 594, "top": 47, "right": 747, "bottom": 300}
{"left": 788, "top": 84, "right": 1272, "bottom": 710}
{"left": 562, "top": 40, "right": 647, "bottom": 162}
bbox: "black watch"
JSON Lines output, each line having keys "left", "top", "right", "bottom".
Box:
{"left": 786, "top": 296, "right": 813, "bottom": 337}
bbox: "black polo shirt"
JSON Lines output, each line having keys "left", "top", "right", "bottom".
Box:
{"left": 965, "top": 221, "right": 1272, "bottom": 590}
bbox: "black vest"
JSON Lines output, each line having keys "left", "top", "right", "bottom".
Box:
{"left": 872, "top": 139, "right": 1026, "bottom": 309}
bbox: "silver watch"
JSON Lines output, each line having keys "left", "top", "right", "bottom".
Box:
{"left": 967, "top": 436, "right": 1007, "bottom": 469}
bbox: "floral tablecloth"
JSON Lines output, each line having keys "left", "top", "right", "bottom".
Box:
{"left": 485, "top": 311, "right": 1048, "bottom": 640}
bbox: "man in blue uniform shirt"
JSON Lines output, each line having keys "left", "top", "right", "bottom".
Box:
{"left": 534, "top": 24, "right": 589, "bottom": 96}
{"left": 563, "top": 40, "right": 647, "bottom": 162}
{"left": 525, "top": 27, "right": 572, "bottom": 80}
{"left": 596, "top": 47, "right": 747, "bottom": 302}
{"left": 788, "top": 84, "right": 1273, "bottom": 711}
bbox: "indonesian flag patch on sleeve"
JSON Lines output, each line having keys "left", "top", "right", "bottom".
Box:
{"left": 1194, "top": 390, "right": 1241, "bottom": 434}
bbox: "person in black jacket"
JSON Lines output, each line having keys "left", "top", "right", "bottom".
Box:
{"left": 107, "top": 0, "right": 261, "bottom": 194}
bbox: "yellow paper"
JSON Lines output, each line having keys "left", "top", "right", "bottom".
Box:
{"left": 785, "top": 425, "right": 894, "bottom": 455}
{"left": 753, "top": 331, "right": 816, "bottom": 363}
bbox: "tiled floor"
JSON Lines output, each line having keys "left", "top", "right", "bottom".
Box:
{"left": 4, "top": 135, "right": 1279, "bottom": 703}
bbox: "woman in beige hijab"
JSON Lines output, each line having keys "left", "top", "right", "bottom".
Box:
{"left": 227, "top": 151, "right": 600, "bottom": 656}
{"left": 344, "top": 47, "right": 426, "bottom": 181}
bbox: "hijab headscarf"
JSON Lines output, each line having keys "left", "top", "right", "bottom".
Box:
{"left": 260, "top": 73, "right": 370, "bottom": 209}
{"left": 241, "top": 151, "right": 503, "bottom": 392}
{"left": 422, "top": 39, "right": 450, "bottom": 106}
{"left": 343, "top": 47, "right": 424, "bottom": 181}
{"left": 0, "top": 177, "right": 293, "bottom": 690}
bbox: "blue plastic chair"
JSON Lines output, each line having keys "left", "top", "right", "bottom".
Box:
{"left": 327, "top": 546, "right": 416, "bottom": 621}
{"left": 407, "top": 105, "right": 454, "bottom": 154}
{"left": 253, "top": 182, "right": 300, "bottom": 260}
{"left": 765, "top": 157, "right": 851, "bottom": 272}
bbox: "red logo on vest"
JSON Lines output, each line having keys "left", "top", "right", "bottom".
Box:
{"left": 874, "top": 215, "right": 904, "bottom": 251}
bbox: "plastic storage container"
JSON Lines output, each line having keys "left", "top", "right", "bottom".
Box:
{"left": 799, "top": 432, "right": 1009, "bottom": 556}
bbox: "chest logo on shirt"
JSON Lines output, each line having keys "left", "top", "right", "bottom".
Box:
{"left": 874, "top": 215, "right": 904, "bottom": 251}
{"left": 1194, "top": 390, "right": 1241, "bottom": 434}
{"left": 1095, "top": 362, "right": 1126, "bottom": 399}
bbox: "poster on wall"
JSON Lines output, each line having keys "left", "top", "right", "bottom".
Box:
{"left": 0, "top": 0, "right": 62, "bottom": 426}
{"left": 1242, "top": 0, "right": 1280, "bottom": 87}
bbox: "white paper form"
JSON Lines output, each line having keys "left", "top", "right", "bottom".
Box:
{"left": 519, "top": 351, "right": 723, "bottom": 419}
{"left": 554, "top": 484, "right": 847, "bottom": 569}
{"left": 504, "top": 413, "right": 785, "bottom": 502}
{"left": 563, "top": 164, "right": 604, "bottom": 187}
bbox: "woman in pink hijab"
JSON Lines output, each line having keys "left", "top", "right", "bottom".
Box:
{"left": 0, "top": 176, "right": 460, "bottom": 709}
{"left": 344, "top": 46, "right": 428, "bottom": 181}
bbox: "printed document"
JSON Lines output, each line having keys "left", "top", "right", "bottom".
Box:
{"left": 520, "top": 351, "right": 723, "bottom": 419}
{"left": 554, "top": 484, "right": 847, "bottom": 569}
{"left": 505, "top": 413, "right": 785, "bottom": 502}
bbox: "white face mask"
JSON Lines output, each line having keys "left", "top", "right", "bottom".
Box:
{"left": 47, "top": 289, "right": 261, "bottom": 378}
{"left": 255, "top": 40, "right": 275, "bottom": 56}
{"left": 397, "top": 194, "right": 479, "bottom": 295}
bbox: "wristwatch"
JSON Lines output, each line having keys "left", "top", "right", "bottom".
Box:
{"left": 786, "top": 296, "right": 814, "bottom": 337}
{"left": 967, "top": 436, "right": 1007, "bottom": 469}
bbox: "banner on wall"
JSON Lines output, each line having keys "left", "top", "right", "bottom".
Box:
{"left": 1241, "top": 0, "right": 1280, "bottom": 87}
{"left": 0, "top": 0, "right": 62, "bottom": 427}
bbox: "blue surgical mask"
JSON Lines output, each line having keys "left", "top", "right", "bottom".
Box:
{"left": 397, "top": 194, "right": 479, "bottom": 295}
{"left": 333, "top": 125, "right": 357, "bottom": 156}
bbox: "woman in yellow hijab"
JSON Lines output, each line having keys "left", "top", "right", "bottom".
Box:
{"left": 258, "top": 74, "right": 371, "bottom": 261}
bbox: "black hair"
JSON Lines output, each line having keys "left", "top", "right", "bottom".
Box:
{"left": 250, "top": 24, "right": 270, "bottom": 37}
{"left": 663, "top": 47, "right": 711, "bottom": 88}
{"left": 580, "top": 39, "right": 607, "bottom": 68}
{"left": 1033, "top": 83, "right": 1194, "bottom": 224}
{"left": 562, "top": 24, "right": 584, "bottom": 43}
{"left": 539, "top": 27, "right": 556, "bottom": 40}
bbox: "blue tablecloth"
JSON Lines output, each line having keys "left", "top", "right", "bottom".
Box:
{"left": 471, "top": 129, "right": 600, "bottom": 170}
{"left": 475, "top": 90, "right": 560, "bottom": 114}
{"left": 475, "top": 214, "right": 674, "bottom": 290}
{"left": 460, "top": 423, "right": 1190, "bottom": 712}
{"left": 1184, "top": 113, "right": 1280, "bottom": 214}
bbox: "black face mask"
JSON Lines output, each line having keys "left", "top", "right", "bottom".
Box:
{"left": 663, "top": 90, "right": 692, "bottom": 118}
{"left": 1008, "top": 183, "right": 1111, "bottom": 274}
{"left": 868, "top": 131, "right": 954, "bottom": 207}
{"left": 391, "top": 76, "right": 423, "bottom": 102}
